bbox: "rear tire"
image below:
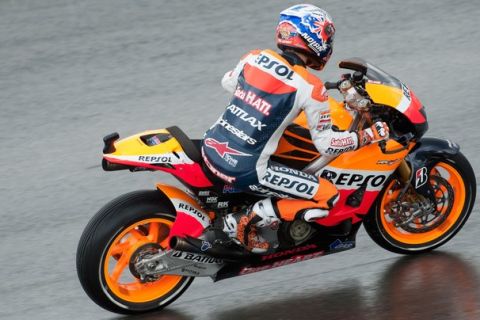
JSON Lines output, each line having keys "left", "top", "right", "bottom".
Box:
{"left": 76, "top": 190, "right": 193, "bottom": 314}
{"left": 364, "top": 152, "right": 476, "bottom": 254}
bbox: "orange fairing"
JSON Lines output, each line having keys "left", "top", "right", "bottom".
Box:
{"left": 104, "top": 129, "right": 192, "bottom": 165}
{"left": 103, "top": 129, "right": 213, "bottom": 188}
{"left": 156, "top": 184, "right": 212, "bottom": 239}
{"left": 273, "top": 96, "right": 352, "bottom": 167}
{"left": 366, "top": 82, "right": 426, "bottom": 125}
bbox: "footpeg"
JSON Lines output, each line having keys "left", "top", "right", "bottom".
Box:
{"left": 302, "top": 209, "right": 329, "bottom": 222}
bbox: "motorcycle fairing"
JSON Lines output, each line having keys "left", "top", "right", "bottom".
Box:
{"left": 275, "top": 103, "right": 412, "bottom": 227}
{"left": 313, "top": 141, "right": 411, "bottom": 227}
{"left": 406, "top": 137, "right": 460, "bottom": 203}
{"left": 103, "top": 127, "right": 213, "bottom": 188}
{"left": 156, "top": 184, "right": 212, "bottom": 241}
{"left": 212, "top": 222, "right": 362, "bottom": 281}
{"left": 339, "top": 57, "right": 427, "bottom": 128}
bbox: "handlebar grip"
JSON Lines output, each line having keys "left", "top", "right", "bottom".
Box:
{"left": 324, "top": 81, "right": 338, "bottom": 90}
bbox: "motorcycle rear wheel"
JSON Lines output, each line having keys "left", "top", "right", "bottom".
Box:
{"left": 76, "top": 190, "right": 193, "bottom": 314}
{"left": 364, "top": 152, "right": 476, "bottom": 254}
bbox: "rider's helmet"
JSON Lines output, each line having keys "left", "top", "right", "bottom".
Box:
{"left": 276, "top": 4, "right": 335, "bottom": 71}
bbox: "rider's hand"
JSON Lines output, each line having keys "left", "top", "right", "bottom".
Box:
{"left": 358, "top": 121, "right": 389, "bottom": 147}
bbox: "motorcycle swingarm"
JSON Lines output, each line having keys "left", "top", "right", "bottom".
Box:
{"left": 135, "top": 249, "right": 224, "bottom": 278}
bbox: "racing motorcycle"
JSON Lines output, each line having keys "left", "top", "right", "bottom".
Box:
{"left": 76, "top": 58, "right": 476, "bottom": 314}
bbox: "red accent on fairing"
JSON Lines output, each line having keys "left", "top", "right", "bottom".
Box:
{"left": 103, "top": 156, "right": 213, "bottom": 188}
{"left": 315, "top": 189, "right": 380, "bottom": 226}
{"left": 168, "top": 212, "right": 205, "bottom": 241}
{"left": 243, "top": 64, "right": 297, "bottom": 94}
{"left": 403, "top": 89, "right": 426, "bottom": 124}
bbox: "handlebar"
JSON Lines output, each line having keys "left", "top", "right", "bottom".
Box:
{"left": 324, "top": 81, "right": 338, "bottom": 90}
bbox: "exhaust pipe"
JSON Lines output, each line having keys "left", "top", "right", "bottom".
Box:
{"left": 170, "top": 236, "right": 252, "bottom": 261}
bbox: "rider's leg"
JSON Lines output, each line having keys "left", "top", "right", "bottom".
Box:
{"left": 223, "top": 198, "right": 280, "bottom": 253}
{"left": 273, "top": 177, "right": 339, "bottom": 222}
{"left": 223, "top": 161, "right": 339, "bottom": 253}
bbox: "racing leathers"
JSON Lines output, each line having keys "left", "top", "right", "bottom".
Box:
{"left": 202, "top": 49, "right": 383, "bottom": 253}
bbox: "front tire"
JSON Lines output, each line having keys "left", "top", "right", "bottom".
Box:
{"left": 76, "top": 190, "right": 193, "bottom": 314}
{"left": 364, "top": 152, "right": 476, "bottom": 254}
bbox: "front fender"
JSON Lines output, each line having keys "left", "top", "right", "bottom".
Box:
{"left": 155, "top": 184, "right": 211, "bottom": 241}
{"left": 406, "top": 137, "right": 459, "bottom": 201}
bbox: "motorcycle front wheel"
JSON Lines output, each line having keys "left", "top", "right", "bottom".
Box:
{"left": 76, "top": 190, "right": 193, "bottom": 314}
{"left": 364, "top": 151, "right": 476, "bottom": 254}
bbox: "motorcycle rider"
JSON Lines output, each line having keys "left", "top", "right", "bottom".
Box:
{"left": 202, "top": 4, "right": 389, "bottom": 253}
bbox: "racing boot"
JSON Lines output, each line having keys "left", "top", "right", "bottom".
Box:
{"left": 222, "top": 198, "right": 280, "bottom": 254}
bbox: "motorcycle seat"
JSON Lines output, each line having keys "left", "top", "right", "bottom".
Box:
{"left": 166, "top": 126, "right": 202, "bottom": 164}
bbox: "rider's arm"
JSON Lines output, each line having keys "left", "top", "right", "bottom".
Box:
{"left": 301, "top": 82, "right": 360, "bottom": 156}
{"left": 304, "top": 102, "right": 389, "bottom": 156}
{"left": 302, "top": 76, "right": 388, "bottom": 156}
{"left": 305, "top": 106, "right": 360, "bottom": 156}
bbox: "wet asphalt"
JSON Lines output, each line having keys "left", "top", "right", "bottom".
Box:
{"left": 1, "top": 0, "right": 480, "bottom": 319}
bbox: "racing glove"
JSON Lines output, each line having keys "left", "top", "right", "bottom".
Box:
{"left": 358, "top": 121, "right": 389, "bottom": 147}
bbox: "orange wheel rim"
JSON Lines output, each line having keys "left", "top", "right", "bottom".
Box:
{"left": 380, "top": 162, "right": 466, "bottom": 245}
{"left": 103, "top": 218, "right": 183, "bottom": 303}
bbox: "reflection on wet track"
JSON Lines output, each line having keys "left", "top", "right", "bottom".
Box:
{"left": 115, "top": 253, "right": 480, "bottom": 320}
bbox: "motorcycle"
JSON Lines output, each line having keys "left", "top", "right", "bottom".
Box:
{"left": 76, "top": 58, "right": 476, "bottom": 314}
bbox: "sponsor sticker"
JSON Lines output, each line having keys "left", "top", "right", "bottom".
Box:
{"left": 176, "top": 202, "right": 209, "bottom": 223}
{"left": 217, "top": 201, "right": 229, "bottom": 209}
{"left": 171, "top": 250, "right": 221, "bottom": 264}
{"left": 239, "top": 251, "right": 324, "bottom": 275}
{"left": 415, "top": 167, "right": 428, "bottom": 189}
{"left": 206, "top": 196, "right": 218, "bottom": 204}
{"left": 330, "top": 137, "right": 355, "bottom": 148}
{"left": 138, "top": 155, "right": 172, "bottom": 163}
{"left": 216, "top": 118, "right": 257, "bottom": 145}
{"left": 316, "top": 111, "right": 331, "bottom": 130}
{"left": 262, "top": 169, "right": 318, "bottom": 197}
{"left": 226, "top": 104, "right": 267, "bottom": 131}
{"left": 201, "top": 241, "right": 212, "bottom": 252}
{"left": 223, "top": 184, "right": 241, "bottom": 194}
{"left": 233, "top": 87, "right": 272, "bottom": 116}
{"left": 329, "top": 239, "right": 355, "bottom": 250}
{"left": 204, "top": 138, "right": 251, "bottom": 168}
{"left": 202, "top": 149, "right": 237, "bottom": 183}
{"left": 261, "top": 244, "right": 317, "bottom": 261}
{"left": 254, "top": 54, "right": 294, "bottom": 80}
{"left": 318, "top": 167, "right": 392, "bottom": 191}
{"left": 376, "top": 159, "right": 401, "bottom": 166}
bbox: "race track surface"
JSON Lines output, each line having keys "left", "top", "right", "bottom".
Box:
{"left": 1, "top": 1, "right": 480, "bottom": 319}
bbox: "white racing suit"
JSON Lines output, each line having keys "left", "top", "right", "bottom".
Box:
{"left": 202, "top": 49, "right": 362, "bottom": 252}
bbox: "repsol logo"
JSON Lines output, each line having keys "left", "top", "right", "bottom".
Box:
{"left": 255, "top": 54, "right": 294, "bottom": 80}
{"left": 263, "top": 171, "right": 315, "bottom": 196}
{"left": 178, "top": 202, "right": 207, "bottom": 222}
{"left": 138, "top": 155, "right": 172, "bottom": 163}
{"left": 320, "top": 169, "right": 387, "bottom": 189}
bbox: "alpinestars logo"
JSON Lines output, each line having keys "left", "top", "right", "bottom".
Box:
{"left": 204, "top": 138, "right": 251, "bottom": 167}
